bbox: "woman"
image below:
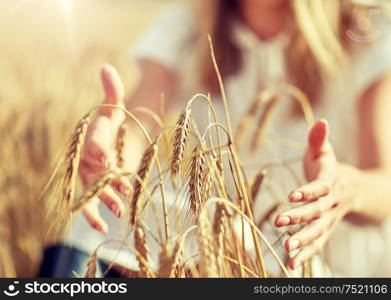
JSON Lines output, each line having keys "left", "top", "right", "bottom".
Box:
{"left": 63, "top": 0, "right": 391, "bottom": 277}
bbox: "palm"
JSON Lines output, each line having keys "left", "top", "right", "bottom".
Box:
{"left": 303, "top": 120, "right": 337, "bottom": 185}
{"left": 78, "top": 65, "right": 131, "bottom": 234}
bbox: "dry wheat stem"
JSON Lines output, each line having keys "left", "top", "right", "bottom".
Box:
{"left": 187, "top": 93, "right": 223, "bottom": 160}
{"left": 132, "top": 106, "right": 164, "bottom": 128}
{"left": 89, "top": 239, "right": 155, "bottom": 278}
{"left": 251, "top": 97, "right": 278, "bottom": 152}
{"left": 235, "top": 88, "right": 277, "bottom": 148}
{"left": 208, "top": 36, "right": 267, "bottom": 277}
{"left": 222, "top": 255, "right": 259, "bottom": 278}
{"left": 207, "top": 198, "right": 291, "bottom": 277}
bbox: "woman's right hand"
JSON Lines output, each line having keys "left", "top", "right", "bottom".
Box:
{"left": 79, "top": 65, "right": 133, "bottom": 234}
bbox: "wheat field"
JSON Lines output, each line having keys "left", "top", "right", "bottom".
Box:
{"left": 0, "top": 0, "right": 178, "bottom": 277}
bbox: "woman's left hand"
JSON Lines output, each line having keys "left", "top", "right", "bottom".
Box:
{"left": 274, "top": 119, "right": 355, "bottom": 269}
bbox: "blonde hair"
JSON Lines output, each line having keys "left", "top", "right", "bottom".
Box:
{"left": 194, "top": 0, "right": 384, "bottom": 105}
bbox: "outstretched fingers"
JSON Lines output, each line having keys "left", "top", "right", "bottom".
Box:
{"left": 82, "top": 197, "right": 108, "bottom": 235}
{"left": 289, "top": 179, "right": 331, "bottom": 203}
{"left": 275, "top": 194, "right": 336, "bottom": 227}
{"left": 100, "top": 64, "right": 126, "bottom": 123}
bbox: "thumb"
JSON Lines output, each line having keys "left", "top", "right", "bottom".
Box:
{"left": 308, "top": 119, "right": 329, "bottom": 157}
{"left": 100, "top": 64, "right": 126, "bottom": 122}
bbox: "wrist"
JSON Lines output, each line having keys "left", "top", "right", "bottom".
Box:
{"left": 338, "top": 163, "right": 364, "bottom": 214}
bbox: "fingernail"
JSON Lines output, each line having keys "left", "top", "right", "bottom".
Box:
{"left": 288, "top": 239, "right": 300, "bottom": 251}
{"left": 100, "top": 155, "right": 109, "bottom": 169}
{"left": 289, "top": 260, "right": 298, "bottom": 270}
{"left": 290, "top": 260, "right": 300, "bottom": 270}
{"left": 119, "top": 185, "right": 126, "bottom": 196}
{"left": 290, "top": 191, "right": 303, "bottom": 202}
{"left": 93, "top": 223, "right": 107, "bottom": 235}
{"left": 110, "top": 203, "right": 121, "bottom": 217}
{"left": 119, "top": 185, "right": 131, "bottom": 198}
{"left": 276, "top": 216, "right": 291, "bottom": 227}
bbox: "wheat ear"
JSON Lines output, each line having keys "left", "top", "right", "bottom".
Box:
{"left": 249, "top": 168, "right": 267, "bottom": 207}
{"left": 170, "top": 105, "right": 191, "bottom": 176}
{"left": 135, "top": 223, "right": 151, "bottom": 277}
{"left": 72, "top": 171, "right": 119, "bottom": 212}
{"left": 116, "top": 122, "right": 127, "bottom": 168}
{"left": 198, "top": 209, "right": 218, "bottom": 277}
{"left": 131, "top": 142, "right": 158, "bottom": 225}
{"left": 188, "top": 146, "right": 210, "bottom": 215}
{"left": 84, "top": 249, "right": 98, "bottom": 278}
{"left": 62, "top": 114, "right": 90, "bottom": 209}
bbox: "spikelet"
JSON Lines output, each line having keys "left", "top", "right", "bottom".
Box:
{"left": 188, "top": 146, "right": 210, "bottom": 215}
{"left": 130, "top": 142, "right": 158, "bottom": 225}
{"left": 84, "top": 249, "right": 98, "bottom": 278}
{"left": 116, "top": 122, "right": 127, "bottom": 168}
{"left": 135, "top": 223, "right": 151, "bottom": 278}
{"left": 170, "top": 105, "right": 191, "bottom": 176}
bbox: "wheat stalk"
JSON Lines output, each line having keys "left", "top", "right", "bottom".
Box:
{"left": 251, "top": 97, "right": 278, "bottom": 152}
{"left": 235, "top": 89, "right": 276, "bottom": 149}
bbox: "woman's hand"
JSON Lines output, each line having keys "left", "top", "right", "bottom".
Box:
{"left": 79, "top": 65, "right": 132, "bottom": 234}
{"left": 274, "top": 119, "right": 356, "bottom": 269}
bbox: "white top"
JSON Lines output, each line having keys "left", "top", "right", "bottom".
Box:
{"left": 65, "top": 3, "right": 391, "bottom": 277}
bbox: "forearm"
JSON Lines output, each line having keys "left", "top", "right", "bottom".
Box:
{"left": 124, "top": 59, "right": 178, "bottom": 136}
{"left": 341, "top": 163, "right": 391, "bottom": 222}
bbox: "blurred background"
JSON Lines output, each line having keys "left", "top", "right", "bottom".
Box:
{"left": 0, "top": 0, "right": 178, "bottom": 277}
{"left": 1, "top": 0, "right": 391, "bottom": 278}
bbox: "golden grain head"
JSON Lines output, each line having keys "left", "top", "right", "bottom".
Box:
{"left": 130, "top": 143, "right": 158, "bottom": 225}
{"left": 170, "top": 106, "right": 191, "bottom": 176}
